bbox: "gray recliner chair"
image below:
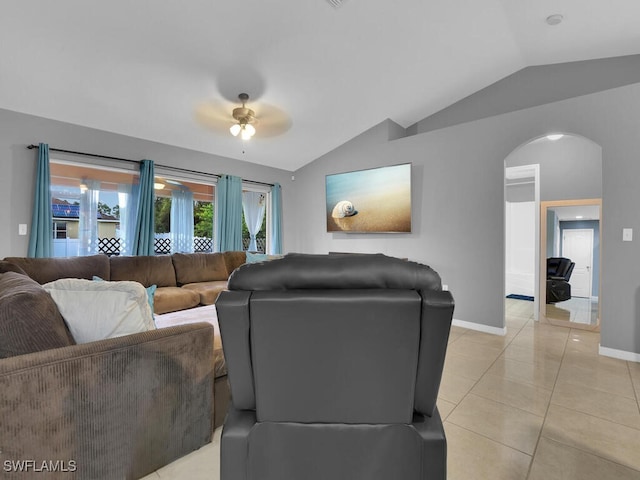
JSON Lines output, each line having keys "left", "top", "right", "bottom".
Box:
{"left": 216, "top": 253, "right": 454, "bottom": 480}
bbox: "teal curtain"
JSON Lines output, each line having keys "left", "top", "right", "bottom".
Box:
{"left": 215, "top": 174, "right": 243, "bottom": 252}
{"left": 131, "top": 159, "right": 155, "bottom": 256}
{"left": 28, "top": 143, "right": 53, "bottom": 258}
{"left": 269, "top": 182, "right": 283, "bottom": 254}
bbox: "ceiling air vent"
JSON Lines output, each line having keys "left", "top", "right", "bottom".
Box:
{"left": 326, "top": 0, "right": 347, "bottom": 8}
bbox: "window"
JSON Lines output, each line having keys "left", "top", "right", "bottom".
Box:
{"left": 50, "top": 161, "right": 218, "bottom": 257}
{"left": 53, "top": 221, "right": 67, "bottom": 239}
{"left": 153, "top": 175, "right": 215, "bottom": 254}
{"left": 49, "top": 159, "right": 274, "bottom": 256}
{"left": 50, "top": 161, "right": 135, "bottom": 257}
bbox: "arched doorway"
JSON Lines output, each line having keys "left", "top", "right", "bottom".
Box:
{"left": 504, "top": 133, "right": 602, "bottom": 330}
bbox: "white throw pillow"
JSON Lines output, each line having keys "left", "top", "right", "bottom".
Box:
{"left": 43, "top": 278, "right": 156, "bottom": 344}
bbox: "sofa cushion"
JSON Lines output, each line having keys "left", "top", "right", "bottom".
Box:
{"left": 245, "top": 252, "right": 269, "bottom": 263}
{"left": 182, "top": 281, "right": 229, "bottom": 305}
{"left": 153, "top": 286, "right": 201, "bottom": 315}
{"left": 172, "top": 253, "right": 229, "bottom": 285}
{"left": 245, "top": 252, "right": 284, "bottom": 264}
{"left": 223, "top": 251, "right": 246, "bottom": 276}
{"left": 0, "top": 272, "right": 75, "bottom": 358}
{"left": 0, "top": 260, "right": 27, "bottom": 275}
{"left": 110, "top": 255, "right": 177, "bottom": 287}
{"left": 94, "top": 276, "right": 156, "bottom": 314}
{"left": 3, "top": 254, "right": 110, "bottom": 284}
{"left": 43, "top": 278, "right": 156, "bottom": 344}
{"left": 155, "top": 304, "right": 226, "bottom": 378}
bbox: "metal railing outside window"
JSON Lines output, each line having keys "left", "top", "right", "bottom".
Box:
{"left": 59, "top": 235, "right": 265, "bottom": 256}
{"left": 93, "top": 236, "right": 217, "bottom": 256}
{"left": 242, "top": 237, "right": 266, "bottom": 253}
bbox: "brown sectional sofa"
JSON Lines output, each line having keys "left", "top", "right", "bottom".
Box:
{"left": 2, "top": 251, "right": 247, "bottom": 427}
{"left": 0, "top": 251, "right": 247, "bottom": 478}
{"left": 0, "top": 270, "right": 215, "bottom": 479}
{"left": 5, "top": 251, "right": 247, "bottom": 315}
{"left": 171, "top": 251, "right": 247, "bottom": 311}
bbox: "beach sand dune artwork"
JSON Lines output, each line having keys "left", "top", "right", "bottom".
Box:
{"left": 326, "top": 164, "right": 411, "bottom": 233}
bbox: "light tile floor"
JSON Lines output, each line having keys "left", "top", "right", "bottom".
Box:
{"left": 545, "top": 296, "right": 599, "bottom": 325}
{"left": 141, "top": 298, "right": 640, "bottom": 479}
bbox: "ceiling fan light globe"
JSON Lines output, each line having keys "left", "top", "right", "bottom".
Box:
{"left": 230, "top": 123, "right": 242, "bottom": 136}
{"left": 245, "top": 124, "right": 256, "bottom": 137}
{"left": 241, "top": 127, "right": 253, "bottom": 140}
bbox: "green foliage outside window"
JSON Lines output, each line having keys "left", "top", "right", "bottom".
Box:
{"left": 242, "top": 214, "right": 266, "bottom": 239}
{"left": 98, "top": 201, "right": 118, "bottom": 218}
{"left": 194, "top": 202, "right": 213, "bottom": 238}
{"left": 154, "top": 195, "right": 266, "bottom": 241}
{"left": 154, "top": 197, "right": 214, "bottom": 238}
{"left": 154, "top": 197, "right": 171, "bottom": 233}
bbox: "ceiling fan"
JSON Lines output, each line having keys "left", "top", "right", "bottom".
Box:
{"left": 195, "top": 93, "right": 291, "bottom": 139}
{"left": 229, "top": 93, "right": 256, "bottom": 140}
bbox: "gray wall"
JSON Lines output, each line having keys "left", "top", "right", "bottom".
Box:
{"left": 0, "top": 108, "right": 294, "bottom": 258}
{"left": 292, "top": 82, "right": 640, "bottom": 356}
{"left": 506, "top": 134, "right": 602, "bottom": 201}
{"left": 411, "top": 54, "right": 640, "bottom": 135}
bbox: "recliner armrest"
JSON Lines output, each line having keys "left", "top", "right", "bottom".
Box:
{"left": 216, "top": 290, "right": 256, "bottom": 410}
{"left": 414, "top": 289, "right": 454, "bottom": 417}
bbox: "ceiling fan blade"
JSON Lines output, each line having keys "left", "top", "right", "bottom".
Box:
{"left": 195, "top": 98, "right": 292, "bottom": 138}
{"left": 252, "top": 103, "right": 292, "bottom": 138}
{"left": 194, "top": 100, "right": 234, "bottom": 132}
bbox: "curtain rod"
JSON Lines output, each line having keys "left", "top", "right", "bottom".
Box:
{"left": 26, "top": 144, "right": 275, "bottom": 187}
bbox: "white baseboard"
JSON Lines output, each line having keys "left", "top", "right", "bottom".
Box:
{"left": 452, "top": 318, "right": 507, "bottom": 337}
{"left": 599, "top": 345, "right": 640, "bottom": 363}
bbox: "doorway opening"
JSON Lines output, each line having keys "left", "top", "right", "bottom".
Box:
{"left": 505, "top": 165, "right": 540, "bottom": 322}
{"left": 504, "top": 133, "right": 603, "bottom": 332}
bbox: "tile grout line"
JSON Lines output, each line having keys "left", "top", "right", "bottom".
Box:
{"left": 444, "top": 311, "right": 543, "bottom": 468}
{"left": 530, "top": 327, "right": 640, "bottom": 476}
{"left": 451, "top": 304, "right": 634, "bottom": 478}
{"left": 443, "top": 311, "right": 536, "bottom": 464}
{"left": 627, "top": 361, "right": 640, "bottom": 417}
{"left": 547, "top": 386, "right": 640, "bottom": 431}
{"left": 524, "top": 322, "right": 571, "bottom": 479}
{"left": 540, "top": 403, "right": 640, "bottom": 473}
{"left": 442, "top": 421, "right": 535, "bottom": 460}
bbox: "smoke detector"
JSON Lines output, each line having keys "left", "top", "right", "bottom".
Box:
{"left": 546, "top": 14, "right": 564, "bottom": 26}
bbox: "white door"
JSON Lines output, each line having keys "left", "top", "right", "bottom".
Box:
{"left": 562, "top": 229, "right": 593, "bottom": 298}
{"left": 505, "top": 201, "right": 536, "bottom": 296}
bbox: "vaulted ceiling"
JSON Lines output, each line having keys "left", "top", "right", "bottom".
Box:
{"left": 1, "top": 0, "right": 639, "bottom": 171}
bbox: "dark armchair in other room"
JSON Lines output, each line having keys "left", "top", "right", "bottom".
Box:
{"left": 546, "top": 256, "right": 575, "bottom": 304}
